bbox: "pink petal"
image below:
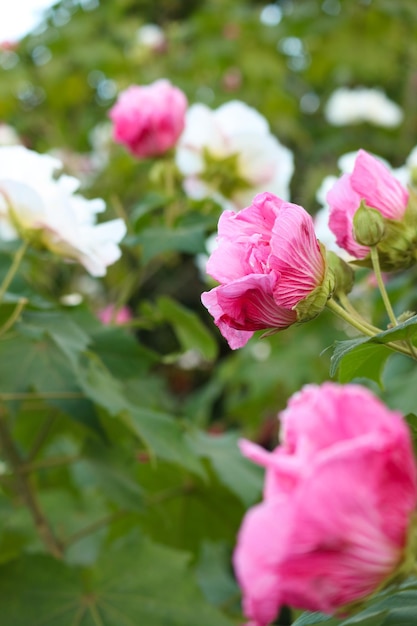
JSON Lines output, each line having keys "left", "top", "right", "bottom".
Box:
{"left": 201, "top": 289, "right": 254, "bottom": 349}
{"left": 327, "top": 174, "right": 370, "bottom": 258}
{"left": 269, "top": 203, "right": 326, "bottom": 308}
{"left": 351, "top": 150, "right": 408, "bottom": 220}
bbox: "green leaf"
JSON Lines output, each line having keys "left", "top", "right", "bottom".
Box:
{"left": 196, "top": 540, "right": 240, "bottom": 608}
{"left": 292, "top": 613, "right": 341, "bottom": 625}
{"left": 330, "top": 339, "right": 392, "bottom": 385}
{"left": 91, "top": 327, "right": 157, "bottom": 380}
{"left": 329, "top": 315, "right": 417, "bottom": 383}
{"left": 124, "top": 407, "right": 205, "bottom": 478}
{"left": 157, "top": 296, "right": 218, "bottom": 362}
{"left": 78, "top": 357, "right": 204, "bottom": 477}
{"left": 134, "top": 224, "right": 207, "bottom": 263}
{"left": 293, "top": 579, "right": 417, "bottom": 626}
{"left": 190, "top": 432, "right": 263, "bottom": 506}
{"left": 72, "top": 444, "right": 144, "bottom": 513}
{"left": 0, "top": 534, "right": 236, "bottom": 626}
{"left": 77, "top": 357, "right": 126, "bottom": 416}
{"left": 370, "top": 315, "right": 417, "bottom": 344}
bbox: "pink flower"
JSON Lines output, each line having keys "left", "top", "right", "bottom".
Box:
{"left": 98, "top": 305, "right": 132, "bottom": 325}
{"left": 233, "top": 383, "right": 417, "bottom": 626}
{"left": 327, "top": 149, "right": 409, "bottom": 258}
{"left": 201, "top": 192, "right": 332, "bottom": 349}
{"left": 109, "top": 79, "right": 187, "bottom": 158}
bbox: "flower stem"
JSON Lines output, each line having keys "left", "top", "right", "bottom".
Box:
{"left": 326, "top": 298, "right": 377, "bottom": 338}
{"left": 0, "top": 297, "right": 28, "bottom": 338}
{"left": 326, "top": 298, "right": 414, "bottom": 359}
{"left": 370, "top": 246, "right": 397, "bottom": 326}
{"left": 337, "top": 292, "right": 382, "bottom": 334}
{"left": 0, "top": 240, "right": 29, "bottom": 304}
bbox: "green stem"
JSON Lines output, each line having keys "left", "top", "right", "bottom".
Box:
{"left": 0, "top": 297, "right": 28, "bottom": 338}
{"left": 0, "top": 240, "right": 29, "bottom": 304}
{"left": 26, "top": 412, "right": 58, "bottom": 462}
{"left": 326, "top": 298, "right": 413, "bottom": 359}
{"left": 370, "top": 246, "right": 397, "bottom": 326}
{"left": 337, "top": 292, "right": 382, "bottom": 334}
{"left": 64, "top": 511, "right": 128, "bottom": 547}
{"left": 0, "top": 391, "right": 84, "bottom": 401}
{"left": 0, "top": 407, "right": 63, "bottom": 558}
{"left": 20, "top": 454, "right": 81, "bottom": 475}
{"left": 326, "top": 298, "right": 377, "bottom": 338}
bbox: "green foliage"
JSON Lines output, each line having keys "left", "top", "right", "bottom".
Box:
{"left": 292, "top": 579, "right": 417, "bottom": 626}
{"left": 330, "top": 316, "right": 417, "bottom": 384}
{"left": 1, "top": 1, "right": 417, "bottom": 625}
{"left": 0, "top": 533, "right": 236, "bottom": 626}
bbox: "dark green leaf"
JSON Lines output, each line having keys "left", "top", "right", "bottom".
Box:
{"left": 0, "top": 534, "right": 236, "bottom": 626}
{"left": 157, "top": 296, "right": 218, "bottom": 361}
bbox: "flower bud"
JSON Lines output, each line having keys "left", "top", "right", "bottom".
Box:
{"left": 353, "top": 202, "right": 385, "bottom": 247}
{"left": 326, "top": 250, "right": 355, "bottom": 296}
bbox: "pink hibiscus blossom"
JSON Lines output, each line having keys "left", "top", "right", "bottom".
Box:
{"left": 327, "top": 149, "right": 409, "bottom": 258}
{"left": 233, "top": 382, "right": 417, "bottom": 626}
{"left": 201, "top": 192, "right": 333, "bottom": 349}
{"left": 109, "top": 79, "right": 187, "bottom": 158}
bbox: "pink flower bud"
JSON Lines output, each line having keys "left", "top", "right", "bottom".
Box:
{"left": 201, "top": 192, "right": 333, "bottom": 349}
{"left": 98, "top": 305, "right": 132, "bottom": 325}
{"left": 327, "top": 149, "right": 409, "bottom": 258}
{"left": 234, "top": 383, "right": 417, "bottom": 626}
{"left": 109, "top": 79, "right": 187, "bottom": 158}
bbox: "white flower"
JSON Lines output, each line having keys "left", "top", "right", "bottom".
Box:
{"left": 175, "top": 100, "right": 294, "bottom": 210}
{"left": 0, "top": 123, "right": 21, "bottom": 146}
{"left": 0, "top": 146, "right": 126, "bottom": 276}
{"left": 324, "top": 87, "right": 403, "bottom": 128}
{"left": 136, "top": 24, "right": 166, "bottom": 51}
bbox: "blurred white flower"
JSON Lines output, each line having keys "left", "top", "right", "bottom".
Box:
{"left": 0, "top": 123, "right": 21, "bottom": 146}
{"left": 0, "top": 145, "right": 126, "bottom": 276}
{"left": 136, "top": 24, "right": 166, "bottom": 52}
{"left": 324, "top": 87, "right": 403, "bottom": 128}
{"left": 176, "top": 100, "right": 294, "bottom": 210}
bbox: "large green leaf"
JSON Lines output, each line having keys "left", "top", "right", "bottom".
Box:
{"left": 0, "top": 534, "right": 236, "bottom": 626}
{"left": 78, "top": 357, "right": 204, "bottom": 476}
{"left": 125, "top": 407, "right": 205, "bottom": 478}
{"left": 330, "top": 339, "right": 392, "bottom": 385}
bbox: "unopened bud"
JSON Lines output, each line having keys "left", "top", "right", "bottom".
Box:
{"left": 326, "top": 250, "right": 354, "bottom": 296}
{"left": 353, "top": 202, "right": 385, "bottom": 247}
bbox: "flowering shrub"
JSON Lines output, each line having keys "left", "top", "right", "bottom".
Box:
{"left": 234, "top": 383, "right": 417, "bottom": 625}
{"left": 2, "top": 3, "right": 417, "bottom": 626}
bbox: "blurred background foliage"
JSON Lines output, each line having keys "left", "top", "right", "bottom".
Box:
{"left": 1, "top": 1, "right": 417, "bottom": 624}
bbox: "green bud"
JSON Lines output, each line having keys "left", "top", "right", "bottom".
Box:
{"left": 353, "top": 202, "right": 385, "bottom": 247}
{"left": 295, "top": 245, "right": 335, "bottom": 322}
{"left": 326, "top": 250, "right": 355, "bottom": 296}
